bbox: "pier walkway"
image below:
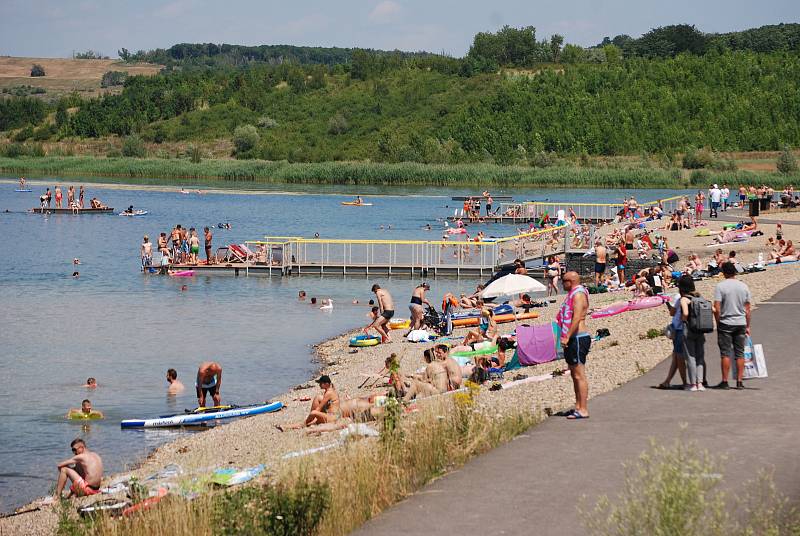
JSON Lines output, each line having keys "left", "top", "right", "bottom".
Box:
{"left": 354, "top": 282, "right": 800, "bottom": 536}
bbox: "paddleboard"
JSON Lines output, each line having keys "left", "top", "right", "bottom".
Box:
{"left": 120, "top": 401, "right": 283, "bottom": 428}
{"left": 15, "top": 189, "right": 32, "bottom": 192}
{"left": 341, "top": 202, "right": 373, "bottom": 206}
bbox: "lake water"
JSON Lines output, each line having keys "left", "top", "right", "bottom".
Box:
{"left": 0, "top": 178, "right": 686, "bottom": 511}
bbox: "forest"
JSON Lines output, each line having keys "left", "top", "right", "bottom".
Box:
{"left": 2, "top": 23, "right": 800, "bottom": 167}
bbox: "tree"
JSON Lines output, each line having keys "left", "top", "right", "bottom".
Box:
{"left": 327, "top": 113, "right": 349, "bottom": 135}
{"left": 776, "top": 145, "right": 798, "bottom": 174}
{"left": 549, "top": 34, "right": 564, "bottom": 63}
{"left": 232, "top": 124, "right": 259, "bottom": 154}
{"left": 30, "top": 64, "right": 45, "bottom": 77}
{"left": 118, "top": 48, "right": 131, "bottom": 62}
{"left": 121, "top": 135, "right": 147, "bottom": 157}
{"left": 561, "top": 43, "right": 586, "bottom": 64}
{"left": 603, "top": 45, "right": 622, "bottom": 64}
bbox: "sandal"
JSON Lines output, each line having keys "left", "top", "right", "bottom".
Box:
{"left": 566, "top": 410, "right": 589, "bottom": 420}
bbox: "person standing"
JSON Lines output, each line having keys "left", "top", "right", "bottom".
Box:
{"left": 367, "top": 284, "right": 394, "bottom": 343}
{"left": 615, "top": 242, "right": 627, "bottom": 286}
{"left": 196, "top": 361, "right": 222, "bottom": 407}
{"left": 557, "top": 271, "right": 591, "bottom": 419}
{"left": 79, "top": 185, "right": 85, "bottom": 209}
{"left": 204, "top": 227, "right": 213, "bottom": 264}
{"left": 593, "top": 243, "right": 607, "bottom": 287}
{"left": 721, "top": 184, "right": 730, "bottom": 212}
{"left": 141, "top": 235, "right": 152, "bottom": 271}
{"left": 713, "top": 262, "right": 752, "bottom": 390}
{"left": 709, "top": 184, "right": 722, "bottom": 218}
{"left": 406, "top": 283, "right": 431, "bottom": 335}
{"left": 54, "top": 185, "right": 63, "bottom": 208}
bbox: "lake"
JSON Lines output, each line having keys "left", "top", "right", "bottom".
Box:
{"left": 0, "top": 178, "right": 686, "bottom": 511}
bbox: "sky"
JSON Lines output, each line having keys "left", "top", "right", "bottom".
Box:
{"left": 1, "top": 0, "right": 799, "bottom": 59}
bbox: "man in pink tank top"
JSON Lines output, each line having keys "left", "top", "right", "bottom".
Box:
{"left": 557, "top": 271, "right": 591, "bottom": 419}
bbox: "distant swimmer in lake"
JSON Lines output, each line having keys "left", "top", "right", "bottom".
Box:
{"left": 45, "top": 438, "right": 103, "bottom": 504}
{"left": 166, "top": 368, "right": 185, "bottom": 395}
{"left": 123, "top": 205, "right": 135, "bottom": 214}
{"left": 67, "top": 399, "right": 104, "bottom": 420}
{"left": 83, "top": 377, "right": 97, "bottom": 389}
{"left": 196, "top": 361, "right": 222, "bottom": 407}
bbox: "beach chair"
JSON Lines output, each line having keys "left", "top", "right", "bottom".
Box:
{"left": 227, "top": 244, "right": 249, "bottom": 263}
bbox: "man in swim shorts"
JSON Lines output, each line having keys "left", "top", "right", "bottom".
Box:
{"left": 594, "top": 242, "right": 607, "bottom": 286}
{"left": 141, "top": 235, "right": 152, "bottom": 271}
{"left": 196, "top": 361, "right": 222, "bottom": 407}
{"left": 66, "top": 399, "right": 104, "bottom": 419}
{"left": 558, "top": 271, "right": 591, "bottom": 419}
{"left": 368, "top": 284, "right": 394, "bottom": 343}
{"left": 204, "top": 227, "right": 213, "bottom": 264}
{"left": 50, "top": 438, "right": 103, "bottom": 502}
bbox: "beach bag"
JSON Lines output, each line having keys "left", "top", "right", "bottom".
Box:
{"left": 687, "top": 297, "right": 714, "bottom": 334}
{"left": 743, "top": 338, "right": 768, "bottom": 379}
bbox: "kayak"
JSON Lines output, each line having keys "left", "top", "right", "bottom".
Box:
{"left": 120, "top": 401, "right": 283, "bottom": 428}
{"left": 451, "top": 311, "right": 539, "bottom": 327}
{"left": 119, "top": 210, "right": 148, "bottom": 216}
{"left": 341, "top": 202, "right": 373, "bottom": 206}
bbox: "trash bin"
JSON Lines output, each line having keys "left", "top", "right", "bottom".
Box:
{"left": 760, "top": 196, "right": 770, "bottom": 211}
{"left": 749, "top": 199, "right": 760, "bottom": 217}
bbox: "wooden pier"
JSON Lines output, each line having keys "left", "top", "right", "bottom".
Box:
{"left": 158, "top": 225, "right": 593, "bottom": 280}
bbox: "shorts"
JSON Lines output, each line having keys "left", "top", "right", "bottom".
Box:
{"left": 594, "top": 262, "right": 606, "bottom": 274}
{"left": 711, "top": 201, "right": 720, "bottom": 210}
{"left": 409, "top": 303, "right": 423, "bottom": 315}
{"left": 381, "top": 309, "right": 395, "bottom": 320}
{"left": 717, "top": 323, "right": 747, "bottom": 359}
{"left": 70, "top": 477, "right": 100, "bottom": 497}
{"left": 617, "top": 264, "right": 626, "bottom": 270}
{"left": 190, "top": 245, "right": 199, "bottom": 254}
{"left": 199, "top": 384, "right": 219, "bottom": 399}
{"left": 564, "top": 334, "right": 591, "bottom": 366}
{"left": 672, "top": 328, "right": 685, "bottom": 355}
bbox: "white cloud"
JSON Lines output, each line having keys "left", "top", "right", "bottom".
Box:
{"left": 368, "top": 0, "right": 402, "bottom": 24}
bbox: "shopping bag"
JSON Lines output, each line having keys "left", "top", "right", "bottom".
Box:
{"left": 752, "top": 343, "right": 768, "bottom": 378}
{"left": 742, "top": 337, "right": 767, "bottom": 379}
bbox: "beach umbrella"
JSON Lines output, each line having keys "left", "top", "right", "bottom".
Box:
{"left": 481, "top": 274, "right": 546, "bottom": 298}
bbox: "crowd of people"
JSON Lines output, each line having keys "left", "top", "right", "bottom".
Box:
{"left": 141, "top": 224, "right": 215, "bottom": 271}
{"left": 36, "top": 184, "right": 109, "bottom": 211}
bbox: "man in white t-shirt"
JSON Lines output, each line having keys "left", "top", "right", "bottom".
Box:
{"left": 721, "top": 184, "right": 730, "bottom": 211}
{"left": 556, "top": 208, "right": 566, "bottom": 225}
{"left": 709, "top": 184, "right": 722, "bottom": 218}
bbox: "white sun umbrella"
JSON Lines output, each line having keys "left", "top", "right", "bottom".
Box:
{"left": 481, "top": 274, "right": 546, "bottom": 299}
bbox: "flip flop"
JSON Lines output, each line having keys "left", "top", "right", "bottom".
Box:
{"left": 566, "top": 410, "right": 589, "bottom": 420}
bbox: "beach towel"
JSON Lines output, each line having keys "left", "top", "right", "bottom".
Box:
{"left": 516, "top": 322, "right": 561, "bottom": 365}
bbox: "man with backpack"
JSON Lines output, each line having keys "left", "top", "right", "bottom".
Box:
{"left": 713, "top": 262, "right": 752, "bottom": 390}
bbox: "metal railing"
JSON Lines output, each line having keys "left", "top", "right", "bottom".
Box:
{"left": 494, "top": 194, "right": 685, "bottom": 223}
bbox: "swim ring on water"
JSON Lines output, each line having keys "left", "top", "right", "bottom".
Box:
{"left": 350, "top": 334, "right": 381, "bottom": 347}
{"left": 68, "top": 412, "right": 103, "bottom": 420}
{"left": 447, "top": 228, "right": 467, "bottom": 235}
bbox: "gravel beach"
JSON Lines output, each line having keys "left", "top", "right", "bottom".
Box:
{"left": 3, "top": 216, "right": 798, "bottom": 536}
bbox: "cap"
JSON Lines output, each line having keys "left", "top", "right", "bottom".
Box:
{"left": 316, "top": 375, "right": 332, "bottom": 384}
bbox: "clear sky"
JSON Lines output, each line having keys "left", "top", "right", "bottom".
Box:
{"left": 1, "top": 0, "right": 799, "bottom": 58}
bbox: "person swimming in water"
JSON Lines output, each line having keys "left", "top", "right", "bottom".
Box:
{"left": 66, "top": 399, "right": 103, "bottom": 419}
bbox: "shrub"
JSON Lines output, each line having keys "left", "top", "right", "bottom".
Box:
{"left": 12, "top": 125, "right": 34, "bottom": 142}
{"left": 257, "top": 116, "right": 278, "bottom": 129}
{"left": 682, "top": 147, "right": 715, "bottom": 169}
{"left": 232, "top": 124, "right": 260, "bottom": 154}
{"left": 121, "top": 135, "right": 147, "bottom": 157}
{"left": 530, "top": 151, "right": 556, "bottom": 168}
{"left": 327, "top": 113, "right": 349, "bottom": 135}
{"left": 30, "top": 64, "right": 46, "bottom": 77}
{"left": 776, "top": 145, "right": 798, "bottom": 174}
{"left": 188, "top": 144, "right": 203, "bottom": 163}
{"left": 100, "top": 71, "right": 128, "bottom": 88}
{"left": 214, "top": 477, "right": 330, "bottom": 536}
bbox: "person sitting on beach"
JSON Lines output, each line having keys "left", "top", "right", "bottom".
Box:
{"left": 66, "top": 399, "right": 104, "bottom": 420}
{"left": 196, "top": 361, "right": 222, "bottom": 408}
{"left": 276, "top": 375, "right": 340, "bottom": 431}
{"left": 768, "top": 240, "right": 798, "bottom": 264}
{"left": 435, "top": 344, "right": 464, "bottom": 391}
{"left": 685, "top": 253, "right": 702, "bottom": 274}
{"left": 462, "top": 308, "right": 498, "bottom": 348}
{"left": 83, "top": 378, "right": 97, "bottom": 389}
{"left": 510, "top": 293, "right": 534, "bottom": 311}
{"left": 48, "top": 439, "right": 103, "bottom": 503}
{"left": 742, "top": 216, "right": 758, "bottom": 232}
{"left": 166, "top": 368, "right": 185, "bottom": 394}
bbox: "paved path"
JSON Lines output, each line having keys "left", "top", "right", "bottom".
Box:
{"left": 355, "top": 283, "right": 800, "bottom": 536}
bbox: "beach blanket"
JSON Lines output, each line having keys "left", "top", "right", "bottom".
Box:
{"left": 516, "top": 322, "right": 561, "bottom": 366}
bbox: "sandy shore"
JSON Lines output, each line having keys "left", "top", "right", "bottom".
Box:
{"left": 3, "top": 217, "right": 798, "bottom": 535}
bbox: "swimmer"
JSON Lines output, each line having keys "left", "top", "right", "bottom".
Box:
{"left": 352, "top": 299, "right": 359, "bottom": 304}
{"left": 67, "top": 399, "right": 104, "bottom": 419}
{"left": 83, "top": 378, "right": 97, "bottom": 389}
{"left": 72, "top": 271, "right": 79, "bottom": 278}
{"left": 424, "top": 223, "right": 432, "bottom": 231}
{"left": 311, "top": 297, "right": 317, "bottom": 305}
{"left": 73, "top": 258, "right": 81, "bottom": 265}
{"left": 196, "top": 361, "right": 222, "bottom": 407}
{"left": 320, "top": 298, "right": 334, "bottom": 310}
{"left": 314, "top": 232, "right": 320, "bottom": 238}
{"left": 298, "top": 290, "right": 307, "bottom": 301}
{"left": 181, "top": 285, "right": 188, "bottom": 291}
{"left": 166, "top": 368, "right": 185, "bottom": 394}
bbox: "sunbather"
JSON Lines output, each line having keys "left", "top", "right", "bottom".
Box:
{"left": 462, "top": 308, "right": 498, "bottom": 347}
{"left": 276, "top": 375, "right": 339, "bottom": 431}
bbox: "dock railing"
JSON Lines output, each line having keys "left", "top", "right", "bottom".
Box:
{"left": 494, "top": 194, "right": 685, "bottom": 223}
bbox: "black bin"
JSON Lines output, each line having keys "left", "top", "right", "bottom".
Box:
{"left": 749, "top": 199, "right": 760, "bottom": 217}
{"left": 760, "top": 197, "right": 770, "bottom": 211}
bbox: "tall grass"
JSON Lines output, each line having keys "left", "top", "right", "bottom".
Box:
{"left": 72, "top": 391, "right": 536, "bottom": 536}
{"left": 583, "top": 438, "right": 800, "bottom": 535}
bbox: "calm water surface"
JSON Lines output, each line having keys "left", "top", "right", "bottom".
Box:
{"left": 0, "top": 178, "right": 686, "bottom": 511}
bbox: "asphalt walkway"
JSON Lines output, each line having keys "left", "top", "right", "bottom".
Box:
{"left": 355, "top": 282, "right": 800, "bottom": 536}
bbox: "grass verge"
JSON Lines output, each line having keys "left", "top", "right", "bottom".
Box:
{"left": 62, "top": 388, "right": 537, "bottom": 536}
{"left": 3, "top": 155, "right": 799, "bottom": 189}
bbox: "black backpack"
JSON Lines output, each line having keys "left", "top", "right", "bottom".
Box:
{"left": 688, "top": 296, "right": 714, "bottom": 333}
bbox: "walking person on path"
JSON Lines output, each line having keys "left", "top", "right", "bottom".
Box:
{"left": 557, "top": 271, "right": 591, "bottom": 419}
{"left": 713, "top": 262, "right": 752, "bottom": 389}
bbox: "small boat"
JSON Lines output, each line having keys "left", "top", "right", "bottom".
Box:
{"left": 341, "top": 201, "right": 373, "bottom": 206}
{"left": 119, "top": 210, "right": 148, "bottom": 217}
{"left": 15, "top": 189, "right": 32, "bottom": 192}
{"left": 120, "top": 401, "right": 283, "bottom": 428}
{"left": 29, "top": 207, "right": 114, "bottom": 214}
